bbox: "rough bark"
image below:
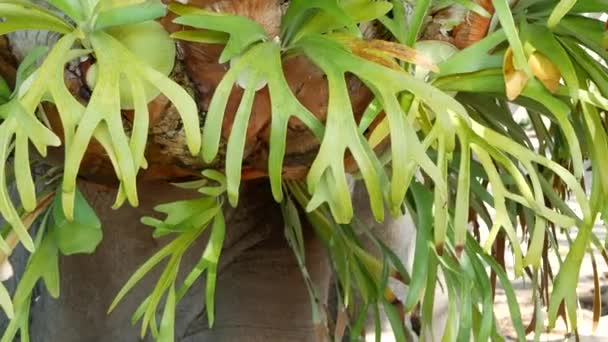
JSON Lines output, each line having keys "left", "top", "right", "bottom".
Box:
{"left": 2, "top": 179, "right": 441, "bottom": 342}
{"left": 28, "top": 180, "right": 330, "bottom": 342}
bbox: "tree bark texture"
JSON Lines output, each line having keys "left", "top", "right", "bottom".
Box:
{"left": 28, "top": 180, "right": 331, "bottom": 342}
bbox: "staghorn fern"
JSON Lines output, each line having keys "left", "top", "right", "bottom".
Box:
{"left": 173, "top": 1, "right": 467, "bottom": 226}
{"left": 0, "top": 0, "right": 201, "bottom": 226}
{"left": 171, "top": 0, "right": 608, "bottom": 338}
{"left": 430, "top": 0, "right": 608, "bottom": 329}
{"left": 0, "top": 0, "right": 607, "bottom": 341}
{"left": 110, "top": 170, "right": 227, "bottom": 339}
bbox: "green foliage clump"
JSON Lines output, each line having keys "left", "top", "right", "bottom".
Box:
{"left": 0, "top": 0, "right": 607, "bottom": 341}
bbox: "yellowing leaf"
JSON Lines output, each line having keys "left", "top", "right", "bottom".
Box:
{"left": 528, "top": 52, "right": 561, "bottom": 93}
{"left": 368, "top": 116, "right": 390, "bottom": 149}
{"left": 335, "top": 36, "right": 439, "bottom": 72}
{"left": 503, "top": 47, "right": 528, "bottom": 100}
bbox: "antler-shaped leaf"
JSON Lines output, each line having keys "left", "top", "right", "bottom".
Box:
{"left": 172, "top": 2, "right": 456, "bottom": 222}
{"left": 435, "top": 68, "right": 592, "bottom": 264}
{"left": 545, "top": 94, "right": 608, "bottom": 328}
{"left": 61, "top": 30, "right": 200, "bottom": 217}
{"left": 170, "top": 3, "right": 268, "bottom": 63}
{"left": 297, "top": 34, "right": 469, "bottom": 222}
{"left": 198, "top": 42, "right": 324, "bottom": 206}
{"left": 111, "top": 172, "right": 226, "bottom": 337}
{"left": 0, "top": 101, "right": 60, "bottom": 252}
{"left": 0, "top": 35, "right": 77, "bottom": 253}
{"left": 1, "top": 0, "right": 199, "bottom": 219}
{"left": 171, "top": 6, "right": 326, "bottom": 206}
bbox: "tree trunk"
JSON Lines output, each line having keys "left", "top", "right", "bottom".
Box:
{"left": 0, "top": 1, "right": 472, "bottom": 339}
{"left": 28, "top": 180, "right": 331, "bottom": 342}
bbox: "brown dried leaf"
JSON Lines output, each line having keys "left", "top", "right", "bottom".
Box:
{"left": 504, "top": 48, "right": 529, "bottom": 100}
{"left": 365, "top": 40, "right": 440, "bottom": 72}
{"left": 351, "top": 48, "right": 403, "bottom": 71}
{"left": 336, "top": 36, "right": 439, "bottom": 72}
{"left": 528, "top": 52, "right": 561, "bottom": 93}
